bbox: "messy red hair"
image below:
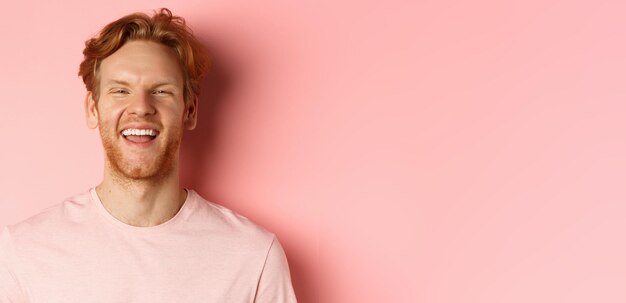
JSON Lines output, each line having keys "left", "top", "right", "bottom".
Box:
{"left": 78, "top": 8, "right": 211, "bottom": 103}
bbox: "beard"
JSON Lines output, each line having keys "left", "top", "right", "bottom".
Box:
{"left": 99, "top": 119, "right": 183, "bottom": 182}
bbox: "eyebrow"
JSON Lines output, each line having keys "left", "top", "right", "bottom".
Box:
{"left": 151, "top": 82, "right": 178, "bottom": 87}
{"left": 104, "top": 79, "right": 179, "bottom": 87}
{"left": 104, "top": 79, "right": 131, "bottom": 87}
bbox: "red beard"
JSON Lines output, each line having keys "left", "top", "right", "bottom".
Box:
{"left": 98, "top": 118, "right": 183, "bottom": 182}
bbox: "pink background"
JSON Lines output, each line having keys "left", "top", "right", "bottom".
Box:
{"left": 1, "top": 1, "right": 625, "bottom": 302}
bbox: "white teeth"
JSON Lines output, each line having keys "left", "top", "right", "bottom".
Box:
{"left": 122, "top": 129, "right": 157, "bottom": 137}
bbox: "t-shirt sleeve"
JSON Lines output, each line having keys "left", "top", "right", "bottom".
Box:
{"left": 254, "top": 235, "right": 298, "bottom": 303}
{"left": 0, "top": 227, "right": 27, "bottom": 303}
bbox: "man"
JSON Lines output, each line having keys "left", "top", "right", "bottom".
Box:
{"left": 0, "top": 8, "right": 297, "bottom": 303}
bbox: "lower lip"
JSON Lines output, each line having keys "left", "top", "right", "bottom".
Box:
{"left": 122, "top": 135, "right": 157, "bottom": 148}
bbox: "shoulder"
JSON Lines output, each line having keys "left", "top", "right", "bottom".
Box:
{"left": 186, "top": 190, "right": 276, "bottom": 249}
{"left": 4, "top": 190, "right": 93, "bottom": 242}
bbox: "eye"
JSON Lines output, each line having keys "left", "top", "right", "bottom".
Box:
{"left": 110, "top": 88, "right": 129, "bottom": 95}
{"left": 153, "top": 90, "right": 172, "bottom": 95}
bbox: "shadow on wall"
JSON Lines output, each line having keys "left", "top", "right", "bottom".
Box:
{"left": 179, "top": 37, "right": 231, "bottom": 191}
{"left": 179, "top": 35, "right": 313, "bottom": 302}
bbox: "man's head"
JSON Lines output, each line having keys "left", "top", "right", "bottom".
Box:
{"left": 79, "top": 8, "right": 210, "bottom": 182}
{"left": 79, "top": 8, "right": 210, "bottom": 106}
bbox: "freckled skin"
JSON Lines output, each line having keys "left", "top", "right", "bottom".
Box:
{"left": 99, "top": 115, "right": 182, "bottom": 183}
{"left": 88, "top": 40, "right": 188, "bottom": 184}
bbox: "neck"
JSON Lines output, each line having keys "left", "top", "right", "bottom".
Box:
{"left": 95, "top": 162, "right": 187, "bottom": 227}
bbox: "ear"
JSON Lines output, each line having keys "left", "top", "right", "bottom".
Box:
{"left": 85, "top": 92, "right": 99, "bottom": 129}
{"left": 184, "top": 96, "right": 198, "bottom": 130}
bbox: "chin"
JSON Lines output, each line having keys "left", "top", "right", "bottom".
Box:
{"left": 108, "top": 154, "right": 175, "bottom": 181}
{"left": 101, "top": 134, "right": 180, "bottom": 182}
{"left": 116, "top": 163, "right": 173, "bottom": 181}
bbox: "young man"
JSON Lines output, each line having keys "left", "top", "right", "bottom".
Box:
{"left": 0, "top": 8, "right": 297, "bottom": 303}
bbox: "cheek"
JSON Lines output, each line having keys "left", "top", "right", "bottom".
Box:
{"left": 163, "top": 105, "right": 187, "bottom": 123}
{"left": 96, "top": 106, "right": 124, "bottom": 129}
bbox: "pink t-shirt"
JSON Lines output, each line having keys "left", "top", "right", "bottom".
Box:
{"left": 0, "top": 189, "right": 297, "bottom": 303}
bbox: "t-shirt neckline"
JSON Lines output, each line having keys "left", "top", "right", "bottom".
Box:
{"left": 89, "top": 187, "right": 194, "bottom": 233}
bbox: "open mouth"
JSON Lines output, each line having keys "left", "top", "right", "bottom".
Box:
{"left": 121, "top": 128, "right": 159, "bottom": 143}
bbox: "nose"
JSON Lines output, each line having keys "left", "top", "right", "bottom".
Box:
{"left": 127, "top": 91, "right": 156, "bottom": 116}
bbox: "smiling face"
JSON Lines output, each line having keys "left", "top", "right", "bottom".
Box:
{"left": 85, "top": 40, "right": 197, "bottom": 182}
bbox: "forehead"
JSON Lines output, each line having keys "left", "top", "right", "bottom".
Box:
{"left": 98, "top": 40, "right": 183, "bottom": 86}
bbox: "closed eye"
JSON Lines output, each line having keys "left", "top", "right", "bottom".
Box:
{"left": 153, "top": 90, "right": 172, "bottom": 95}
{"left": 110, "top": 88, "right": 129, "bottom": 94}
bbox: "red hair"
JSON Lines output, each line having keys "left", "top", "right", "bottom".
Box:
{"left": 78, "top": 8, "right": 211, "bottom": 103}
